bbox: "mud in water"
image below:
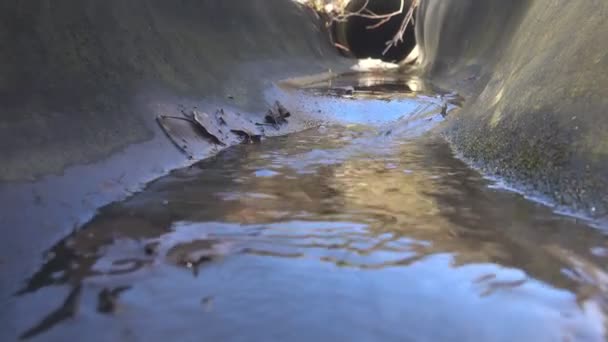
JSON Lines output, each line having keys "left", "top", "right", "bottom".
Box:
{"left": 8, "top": 75, "right": 608, "bottom": 341}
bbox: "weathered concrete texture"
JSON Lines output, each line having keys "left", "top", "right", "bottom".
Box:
{"left": 418, "top": 0, "right": 608, "bottom": 219}
{"left": 2, "top": 0, "right": 608, "bottom": 306}
{"left": 0, "top": 0, "right": 344, "bottom": 182}
{"left": 0, "top": 0, "right": 349, "bottom": 302}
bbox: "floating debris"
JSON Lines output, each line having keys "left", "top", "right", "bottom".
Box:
{"left": 231, "top": 129, "right": 262, "bottom": 144}
{"left": 156, "top": 115, "right": 195, "bottom": 159}
{"left": 144, "top": 241, "right": 160, "bottom": 256}
{"left": 216, "top": 109, "right": 257, "bottom": 131}
{"left": 158, "top": 102, "right": 289, "bottom": 158}
{"left": 351, "top": 58, "right": 399, "bottom": 72}
{"left": 264, "top": 101, "right": 291, "bottom": 128}
{"left": 166, "top": 240, "right": 220, "bottom": 277}
{"left": 189, "top": 110, "right": 227, "bottom": 146}
{"left": 215, "top": 108, "right": 263, "bottom": 143}
{"left": 97, "top": 286, "right": 132, "bottom": 314}
{"left": 440, "top": 103, "right": 448, "bottom": 117}
{"left": 441, "top": 91, "right": 466, "bottom": 107}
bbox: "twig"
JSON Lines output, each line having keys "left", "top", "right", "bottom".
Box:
{"left": 382, "top": 0, "right": 418, "bottom": 55}
{"left": 334, "top": 42, "right": 351, "bottom": 52}
{"left": 321, "top": 0, "right": 418, "bottom": 56}
{"left": 332, "top": 0, "right": 404, "bottom": 23}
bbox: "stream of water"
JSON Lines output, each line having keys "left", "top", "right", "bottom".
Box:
{"left": 10, "top": 74, "right": 608, "bottom": 341}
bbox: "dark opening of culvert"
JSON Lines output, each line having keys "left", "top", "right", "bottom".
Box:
{"left": 334, "top": 0, "right": 417, "bottom": 62}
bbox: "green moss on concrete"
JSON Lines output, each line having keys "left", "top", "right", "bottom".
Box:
{"left": 423, "top": 0, "right": 608, "bottom": 217}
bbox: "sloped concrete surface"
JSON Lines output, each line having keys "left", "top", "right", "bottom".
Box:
{"left": 2, "top": 0, "right": 608, "bottom": 330}
{"left": 0, "top": 0, "right": 349, "bottom": 304}
{"left": 418, "top": 0, "right": 608, "bottom": 219}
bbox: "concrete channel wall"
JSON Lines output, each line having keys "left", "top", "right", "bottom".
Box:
{"left": 0, "top": 0, "right": 347, "bottom": 299}
{"left": 418, "top": 0, "right": 608, "bottom": 219}
{"left": 1, "top": 0, "right": 607, "bottom": 307}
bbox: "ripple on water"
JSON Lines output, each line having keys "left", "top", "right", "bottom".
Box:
{"left": 11, "top": 79, "right": 608, "bottom": 341}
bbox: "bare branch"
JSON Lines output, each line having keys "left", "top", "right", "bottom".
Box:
{"left": 382, "top": 0, "right": 418, "bottom": 55}
{"left": 304, "top": 0, "right": 419, "bottom": 57}
{"left": 332, "top": 0, "right": 404, "bottom": 23}
{"left": 334, "top": 42, "right": 351, "bottom": 52}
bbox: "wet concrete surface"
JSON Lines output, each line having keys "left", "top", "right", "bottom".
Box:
{"left": 419, "top": 0, "right": 608, "bottom": 219}
{"left": 0, "top": 0, "right": 349, "bottom": 304}
{"left": 4, "top": 77, "right": 607, "bottom": 341}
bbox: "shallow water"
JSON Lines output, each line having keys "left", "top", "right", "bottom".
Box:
{"left": 9, "top": 76, "right": 608, "bottom": 341}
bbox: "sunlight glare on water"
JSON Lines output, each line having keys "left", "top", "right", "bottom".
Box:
{"left": 12, "top": 75, "right": 608, "bottom": 342}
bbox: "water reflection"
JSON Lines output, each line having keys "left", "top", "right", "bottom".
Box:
{"left": 13, "top": 95, "right": 608, "bottom": 341}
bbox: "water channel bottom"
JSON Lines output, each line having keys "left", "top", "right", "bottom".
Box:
{"left": 12, "top": 74, "right": 608, "bottom": 341}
